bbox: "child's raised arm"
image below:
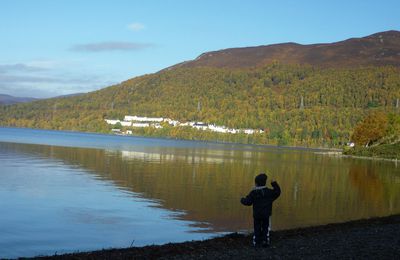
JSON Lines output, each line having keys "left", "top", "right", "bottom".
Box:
{"left": 271, "top": 180, "right": 281, "bottom": 199}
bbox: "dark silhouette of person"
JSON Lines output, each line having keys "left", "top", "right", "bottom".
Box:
{"left": 241, "top": 173, "right": 281, "bottom": 247}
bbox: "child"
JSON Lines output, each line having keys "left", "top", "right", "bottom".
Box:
{"left": 241, "top": 173, "right": 281, "bottom": 248}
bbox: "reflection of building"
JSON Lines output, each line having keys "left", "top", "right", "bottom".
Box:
{"left": 121, "top": 151, "right": 163, "bottom": 161}
{"left": 114, "top": 149, "right": 253, "bottom": 164}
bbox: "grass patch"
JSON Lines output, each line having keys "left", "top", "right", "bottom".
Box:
{"left": 344, "top": 142, "right": 400, "bottom": 160}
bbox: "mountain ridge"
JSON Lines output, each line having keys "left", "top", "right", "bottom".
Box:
{"left": 0, "top": 94, "right": 38, "bottom": 105}
{"left": 166, "top": 30, "right": 400, "bottom": 70}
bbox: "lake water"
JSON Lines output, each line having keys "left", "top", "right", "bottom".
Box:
{"left": 0, "top": 127, "right": 399, "bottom": 258}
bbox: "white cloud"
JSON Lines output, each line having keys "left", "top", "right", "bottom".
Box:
{"left": 0, "top": 61, "right": 113, "bottom": 98}
{"left": 128, "top": 22, "right": 145, "bottom": 32}
{"left": 70, "top": 42, "right": 153, "bottom": 52}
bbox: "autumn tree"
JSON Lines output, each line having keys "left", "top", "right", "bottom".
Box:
{"left": 351, "top": 111, "right": 388, "bottom": 147}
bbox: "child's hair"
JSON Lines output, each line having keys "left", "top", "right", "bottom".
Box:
{"left": 255, "top": 173, "right": 267, "bottom": 186}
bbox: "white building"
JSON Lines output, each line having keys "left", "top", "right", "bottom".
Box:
{"left": 228, "top": 129, "right": 238, "bottom": 134}
{"left": 124, "top": 115, "right": 163, "bottom": 122}
{"left": 105, "top": 119, "right": 132, "bottom": 127}
{"left": 243, "top": 129, "right": 255, "bottom": 134}
{"left": 132, "top": 122, "right": 150, "bottom": 127}
{"left": 242, "top": 129, "right": 265, "bottom": 134}
{"left": 193, "top": 122, "right": 209, "bottom": 130}
{"left": 164, "top": 118, "right": 180, "bottom": 126}
{"left": 120, "top": 121, "right": 132, "bottom": 127}
{"left": 208, "top": 124, "right": 229, "bottom": 133}
{"left": 106, "top": 115, "right": 264, "bottom": 135}
{"left": 105, "top": 119, "right": 120, "bottom": 125}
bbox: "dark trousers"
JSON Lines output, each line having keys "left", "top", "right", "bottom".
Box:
{"left": 253, "top": 217, "right": 270, "bottom": 246}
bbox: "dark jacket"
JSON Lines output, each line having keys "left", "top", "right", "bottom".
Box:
{"left": 240, "top": 181, "right": 281, "bottom": 219}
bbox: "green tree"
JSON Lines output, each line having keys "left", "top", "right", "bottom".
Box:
{"left": 114, "top": 122, "right": 122, "bottom": 129}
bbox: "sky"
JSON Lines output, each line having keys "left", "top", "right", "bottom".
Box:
{"left": 0, "top": 0, "right": 399, "bottom": 98}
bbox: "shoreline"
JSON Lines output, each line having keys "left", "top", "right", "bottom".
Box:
{"left": 32, "top": 214, "right": 400, "bottom": 259}
{"left": 341, "top": 154, "right": 400, "bottom": 162}
{"left": 0, "top": 126, "right": 340, "bottom": 152}
{"left": 315, "top": 150, "right": 400, "bottom": 162}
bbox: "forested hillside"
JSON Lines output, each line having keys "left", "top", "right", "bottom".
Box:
{"left": 1, "top": 64, "right": 399, "bottom": 147}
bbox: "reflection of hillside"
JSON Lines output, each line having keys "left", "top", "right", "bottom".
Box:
{"left": 349, "top": 163, "right": 400, "bottom": 214}
{"left": 3, "top": 142, "right": 400, "bottom": 232}
{"left": 349, "top": 165, "right": 384, "bottom": 209}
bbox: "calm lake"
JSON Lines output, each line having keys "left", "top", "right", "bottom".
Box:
{"left": 0, "top": 127, "right": 399, "bottom": 258}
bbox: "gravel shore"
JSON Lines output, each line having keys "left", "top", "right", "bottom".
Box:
{"left": 32, "top": 214, "right": 400, "bottom": 260}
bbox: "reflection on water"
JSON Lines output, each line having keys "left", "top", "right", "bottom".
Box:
{"left": 0, "top": 143, "right": 215, "bottom": 258}
{"left": 0, "top": 130, "right": 399, "bottom": 258}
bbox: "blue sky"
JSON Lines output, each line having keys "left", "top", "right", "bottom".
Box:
{"left": 0, "top": 0, "right": 399, "bottom": 98}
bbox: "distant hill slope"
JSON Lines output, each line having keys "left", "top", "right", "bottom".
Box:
{"left": 0, "top": 94, "right": 38, "bottom": 105}
{"left": 168, "top": 30, "right": 400, "bottom": 69}
{"left": 0, "top": 93, "right": 84, "bottom": 105}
